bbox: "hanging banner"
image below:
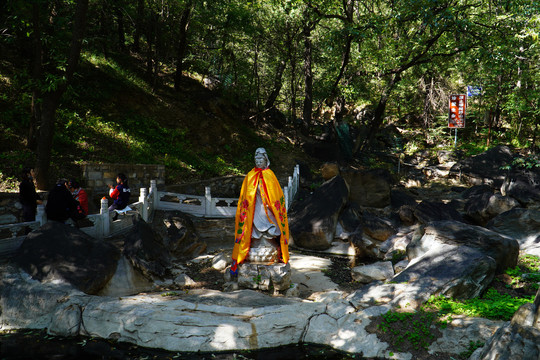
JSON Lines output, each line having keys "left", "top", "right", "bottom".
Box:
{"left": 448, "top": 94, "right": 466, "bottom": 128}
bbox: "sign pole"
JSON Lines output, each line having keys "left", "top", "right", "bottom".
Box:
{"left": 448, "top": 94, "right": 466, "bottom": 146}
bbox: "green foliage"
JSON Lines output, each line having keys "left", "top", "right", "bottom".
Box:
{"left": 425, "top": 289, "right": 534, "bottom": 321}
{"left": 390, "top": 250, "right": 406, "bottom": 265}
{"left": 379, "top": 253, "right": 537, "bottom": 357}
{"left": 1, "top": 0, "right": 539, "bottom": 190}
{"left": 500, "top": 154, "right": 540, "bottom": 171}
{"left": 460, "top": 340, "right": 485, "bottom": 359}
{"left": 520, "top": 254, "right": 540, "bottom": 272}
{"left": 378, "top": 310, "right": 441, "bottom": 351}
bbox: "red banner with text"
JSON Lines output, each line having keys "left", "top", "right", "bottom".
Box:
{"left": 448, "top": 94, "right": 466, "bottom": 128}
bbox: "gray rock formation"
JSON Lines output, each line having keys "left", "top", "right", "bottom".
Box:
{"left": 13, "top": 221, "right": 120, "bottom": 294}
{"left": 471, "top": 288, "right": 540, "bottom": 360}
{"left": 487, "top": 208, "right": 540, "bottom": 257}
{"left": 123, "top": 217, "right": 172, "bottom": 280}
{"left": 341, "top": 168, "right": 392, "bottom": 208}
{"left": 289, "top": 175, "right": 349, "bottom": 250}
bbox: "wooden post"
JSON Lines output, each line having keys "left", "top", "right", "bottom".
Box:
{"left": 139, "top": 187, "right": 148, "bottom": 222}
{"left": 100, "top": 197, "right": 109, "bottom": 238}
{"left": 205, "top": 187, "right": 212, "bottom": 217}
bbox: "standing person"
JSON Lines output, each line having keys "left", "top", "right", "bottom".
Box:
{"left": 108, "top": 173, "right": 131, "bottom": 219}
{"left": 19, "top": 167, "right": 43, "bottom": 222}
{"left": 67, "top": 179, "right": 88, "bottom": 216}
{"left": 46, "top": 179, "right": 80, "bottom": 223}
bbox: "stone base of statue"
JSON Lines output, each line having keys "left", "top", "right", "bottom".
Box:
{"left": 244, "top": 237, "right": 279, "bottom": 263}
{"left": 224, "top": 262, "right": 291, "bottom": 293}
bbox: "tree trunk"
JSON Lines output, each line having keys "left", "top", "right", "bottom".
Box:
{"left": 174, "top": 0, "right": 193, "bottom": 91}
{"left": 115, "top": 5, "right": 126, "bottom": 52}
{"left": 35, "top": 92, "right": 62, "bottom": 189}
{"left": 133, "top": 0, "right": 144, "bottom": 51}
{"left": 302, "top": 21, "right": 313, "bottom": 134}
{"left": 152, "top": 12, "right": 162, "bottom": 91}
{"left": 145, "top": 13, "right": 156, "bottom": 81}
{"left": 98, "top": 2, "right": 109, "bottom": 57}
{"left": 328, "top": 0, "right": 354, "bottom": 102}
{"left": 254, "top": 41, "right": 261, "bottom": 115}
{"left": 286, "top": 28, "right": 297, "bottom": 125}
{"left": 34, "top": 0, "right": 89, "bottom": 189}
{"left": 533, "top": 122, "right": 538, "bottom": 153}
{"left": 264, "top": 59, "right": 286, "bottom": 110}
{"left": 328, "top": 34, "right": 352, "bottom": 101}
{"left": 28, "top": 3, "right": 42, "bottom": 151}
{"left": 358, "top": 73, "right": 401, "bottom": 152}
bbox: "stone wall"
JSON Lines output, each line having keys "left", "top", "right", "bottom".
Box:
{"left": 81, "top": 163, "right": 165, "bottom": 213}
{"left": 82, "top": 163, "right": 165, "bottom": 194}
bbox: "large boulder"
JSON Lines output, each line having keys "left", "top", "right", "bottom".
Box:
{"left": 486, "top": 208, "right": 540, "bottom": 257}
{"left": 449, "top": 145, "right": 515, "bottom": 188}
{"left": 413, "top": 200, "right": 464, "bottom": 224}
{"left": 289, "top": 175, "right": 349, "bottom": 250}
{"left": 361, "top": 220, "right": 521, "bottom": 304}
{"left": 464, "top": 192, "right": 520, "bottom": 226}
{"left": 407, "top": 220, "right": 519, "bottom": 273}
{"left": 361, "top": 212, "right": 396, "bottom": 242}
{"left": 341, "top": 168, "right": 392, "bottom": 208}
{"left": 472, "top": 288, "right": 540, "bottom": 360}
{"left": 500, "top": 169, "right": 540, "bottom": 207}
{"left": 390, "top": 189, "right": 417, "bottom": 209}
{"left": 152, "top": 210, "right": 207, "bottom": 259}
{"left": 320, "top": 162, "right": 339, "bottom": 180}
{"left": 123, "top": 217, "right": 172, "bottom": 280}
{"left": 13, "top": 221, "right": 120, "bottom": 294}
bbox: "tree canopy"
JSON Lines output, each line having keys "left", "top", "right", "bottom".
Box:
{"left": 1, "top": 0, "right": 538, "bottom": 188}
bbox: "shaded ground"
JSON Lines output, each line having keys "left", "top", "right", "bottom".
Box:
{"left": 0, "top": 329, "right": 365, "bottom": 360}
{"left": 184, "top": 257, "right": 225, "bottom": 291}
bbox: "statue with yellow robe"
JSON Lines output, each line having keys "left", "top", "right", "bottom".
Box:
{"left": 230, "top": 148, "right": 290, "bottom": 275}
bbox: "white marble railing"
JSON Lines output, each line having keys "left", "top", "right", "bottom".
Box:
{"left": 0, "top": 165, "right": 300, "bottom": 255}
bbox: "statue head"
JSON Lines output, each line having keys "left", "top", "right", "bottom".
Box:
{"left": 254, "top": 148, "right": 270, "bottom": 169}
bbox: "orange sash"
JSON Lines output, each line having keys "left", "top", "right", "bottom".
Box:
{"left": 230, "top": 167, "right": 290, "bottom": 273}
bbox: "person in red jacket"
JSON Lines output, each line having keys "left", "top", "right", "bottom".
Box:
{"left": 68, "top": 179, "right": 89, "bottom": 216}
{"left": 108, "top": 173, "right": 131, "bottom": 211}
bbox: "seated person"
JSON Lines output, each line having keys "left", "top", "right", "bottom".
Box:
{"left": 68, "top": 179, "right": 88, "bottom": 216}
{"left": 108, "top": 173, "right": 131, "bottom": 220}
{"left": 46, "top": 179, "right": 80, "bottom": 223}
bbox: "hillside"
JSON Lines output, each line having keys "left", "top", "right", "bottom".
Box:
{"left": 0, "top": 52, "right": 320, "bottom": 191}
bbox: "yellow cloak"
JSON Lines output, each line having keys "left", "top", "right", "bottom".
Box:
{"left": 230, "top": 167, "right": 290, "bottom": 273}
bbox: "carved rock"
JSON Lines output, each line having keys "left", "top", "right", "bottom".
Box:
{"left": 236, "top": 262, "right": 291, "bottom": 292}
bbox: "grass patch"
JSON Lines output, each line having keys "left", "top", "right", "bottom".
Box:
{"left": 366, "top": 254, "right": 539, "bottom": 359}
{"left": 424, "top": 288, "right": 534, "bottom": 321}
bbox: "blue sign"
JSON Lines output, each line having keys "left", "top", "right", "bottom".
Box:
{"left": 467, "top": 86, "right": 482, "bottom": 96}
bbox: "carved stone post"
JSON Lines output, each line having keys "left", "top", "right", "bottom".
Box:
{"left": 205, "top": 187, "right": 212, "bottom": 217}
{"left": 100, "top": 197, "right": 109, "bottom": 238}
{"left": 139, "top": 187, "right": 148, "bottom": 222}
{"left": 150, "top": 179, "right": 158, "bottom": 211}
{"left": 36, "top": 204, "right": 46, "bottom": 225}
